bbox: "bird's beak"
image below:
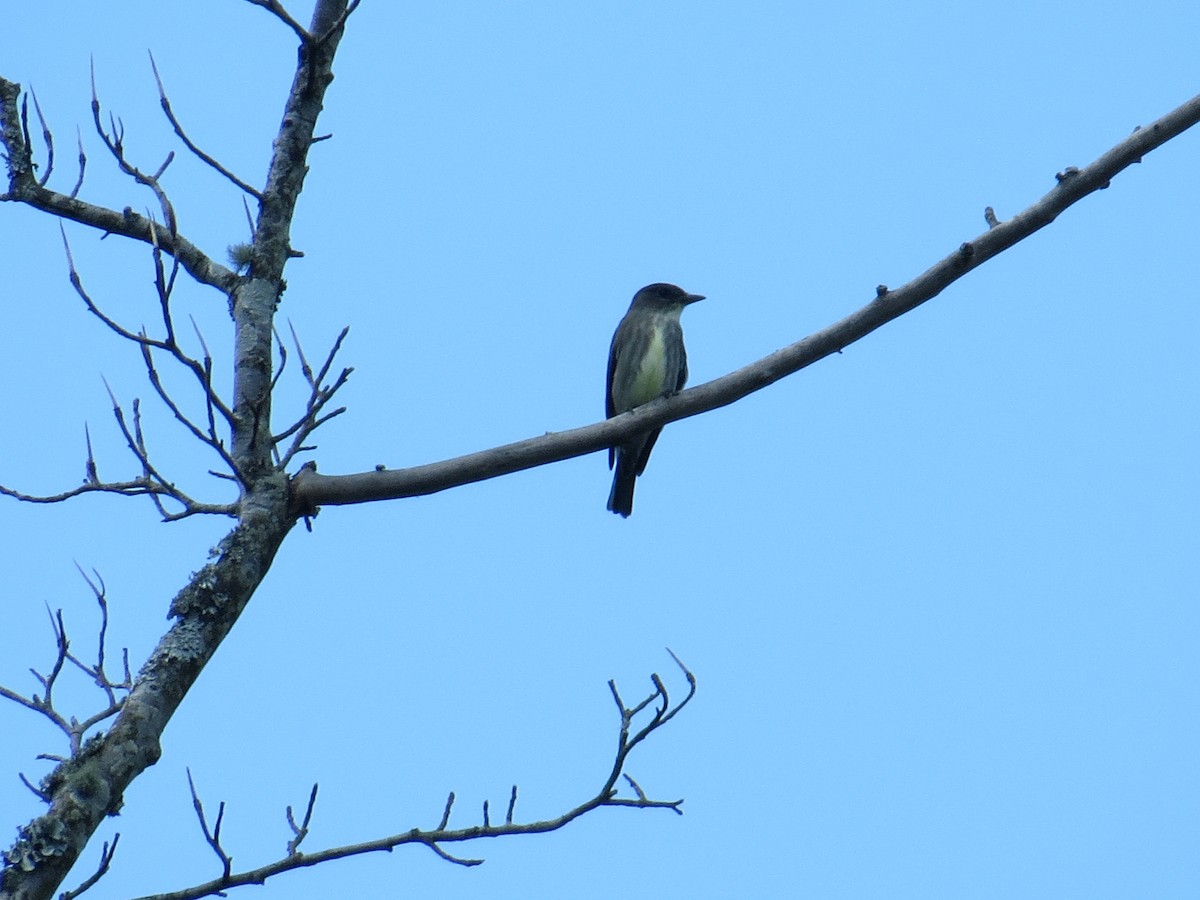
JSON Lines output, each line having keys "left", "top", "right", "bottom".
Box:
{"left": 686, "top": 293, "right": 705, "bottom": 304}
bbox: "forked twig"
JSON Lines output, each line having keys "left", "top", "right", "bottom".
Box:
{"left": 132, "top": 655, "right": 695, "bottom": 900}
{"left": 61, "top": 834, "right": 121, "bottom": 900}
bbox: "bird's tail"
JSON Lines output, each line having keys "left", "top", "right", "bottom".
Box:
{"left": 607, "top": 452, "right": 637, "bottom": 517}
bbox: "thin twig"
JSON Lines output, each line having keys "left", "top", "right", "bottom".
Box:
{"left": 137, "top": 340, "right": 244, "bottom": 484}
{"left": 84, "top": 423, "right": 99, "bottom": 484}
{"left": 70, "top": 125, "right": 87, "bottom": 198}
{"left": 273, "top": 325, "right": 353, "bottom": 466}
{"left": 285, "top": 784, "right": 319, "bottom": 856}
{"left": 29, "top": 89, "right": 54, "bottom": 186}
{"left": 505, "top": 785, "right": 518, "bottom": 825}
{"left": 0, "top": 589, "right": 134, "bottom": 755}
{"left": 61, "top": 834, "right": 121, "bottom": 900}
{"left": 187, "top": 770, "right": 233, "bottom": 880}
{"left": 91, "top": 60, "right": 179, "bottom": 236}
{"left": 148, "top": 53, "right": 262, "bottom": 199}
{"left": 128, "top": 657, "right": 695, "bottom": 900}
{"left": 437, "top": 792, "right": 455, "bottom": 831}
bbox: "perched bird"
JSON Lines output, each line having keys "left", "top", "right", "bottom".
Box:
{"left": 606, "top": 282, "right": 705, "bottom": 517}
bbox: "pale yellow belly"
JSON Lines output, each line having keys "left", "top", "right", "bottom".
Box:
{"left": 628, "top": 327, "right": 668, "bottom": 407}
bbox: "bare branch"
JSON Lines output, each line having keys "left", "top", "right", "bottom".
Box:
{"left": 269, "top": 325, "right": 288, "bottom": 394}
{"left": 288, "top": 319, "right": 314, "bottom": 383}
{"left": 241, "top": 195, "right": 255, "bottom": 239}
{"left": 18, "top": 771, "right": 51, "bottom": 803}
{"left": 132, "top": 398, "right": 176, "bottom": 521}
{"left": 0, "top": 77, "right": 238, "bottom": 293}
{"left": 623, "top": 773, "right": 648, "bottom": 802}
{"left": 71, "top": 567, "right": 113, "bottom": 695}
{"left": 0, "top": 680, "right": 70, "bottom": 741}
{"left": 284, "top": 784, "right": 318, "bottom": 856}
{"left": 0, "top": 366, "right": 232, "bottom": 518}
{"left": 84, "top": 423, "right": 99, "bottom": 484}
{"left": 128, "top": 657, "right": 693, "bottom": 900}
{"left": 426, "top": 842, "right": 482, "bottom": 868}
{"left": 36, "top": 607, "right": 70, "bottom": 720}
{"left": 151, "top": 150, "right": 175, "bottom": 181}
{"left": 70, "top": 125, "right": 87, "bottom": 198}
{"left": 505, "top": 785, "right": 518, "bottom": 825}
{"left": 0, "top": 588, "right": 135, "bottom": 757}
{"left": 187, "top": 770, "right": 234, "bottom": 881}
{"left": 436, "top": 791, "right": 455, "bottom": 831}
{"left": 273, "top": 325, "right": 353, "bottom": 467}
{"left": 105, "top": 376, "right": 222, "bottom": 508}
{"left": 58, "top": 220, "right": 242, "bottom": 499}
{"left": 62, "top": 224, "right": 239, "bottom": 447}
{"left": 0, "top": 477, "right": 210, "bottom": 510}
{"left": 290, "top": 90, "right": 1200, "bottom": 514}
{"left": 61, "top": 224, "right": 161, "bottom": 346}
{"left": 0, "top": 4, "right": 352, "bottom": 891}
{"left": 149, "top": 223, "right": 180, "bottom": 343}
{"left": 137, "top": 339, "right": 245, "bottom": 484}
{"left": 61, "top": 834, "right": 121, "bottom": 900}
{"left": 188, "top": 316, "right": 225, "bottom": 445}
{"left": 309, "top": 326, "right": 350, "bottom": 392}
{"left": 91, "top": 59, "right": 179, "bottom": 237}
{"left": 148, "top": 53, "right": 263, "bottom": 200}
{"left": 28, "top": 89, "right": 54, "bottom": 186}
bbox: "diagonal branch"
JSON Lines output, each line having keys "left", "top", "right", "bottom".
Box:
{"left": 138, "top": 340, "right": 244, "bottom": 485}
{"left": 60, "top": 224, "right": 235, "bottom": 430}
{"left": 290, "top": 90, "right": 1200, "bottom": 514}
{"left": 148, "top": 53, "right": 262, "bottom": 200}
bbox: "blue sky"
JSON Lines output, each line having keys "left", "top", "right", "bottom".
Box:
{"left": 2, "top": 3, "right": 1198, "bottom": 898}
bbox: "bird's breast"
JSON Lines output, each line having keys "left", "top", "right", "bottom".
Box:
{"left": 628, "top": 325, "right": 669, "bottom": 407}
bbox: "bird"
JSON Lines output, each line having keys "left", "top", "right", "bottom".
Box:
{"left": 606, "top": 282, "right": 704, "bottom": 517}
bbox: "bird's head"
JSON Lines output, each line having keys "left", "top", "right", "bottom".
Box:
{"left": 630, "top": 283, "right": 705, "bottom": 310}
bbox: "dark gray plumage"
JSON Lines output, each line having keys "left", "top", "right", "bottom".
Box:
{"left": 606, "top": 282, "right": 704, "bottom": 517}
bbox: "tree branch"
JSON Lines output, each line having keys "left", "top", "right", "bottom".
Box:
{"left": 0, "top": 575, "right": 133, "bottom": 760}
{"left": 1, "top": 512, "right": 296, "bottom": 900}
{"left": 148, "top": 53, "right": 262, "bottom": 200}
{"left": 272, "top": 324, "right": 353, "bottom": 468}
{"left": 0, "top": 77, "right": 239, "bottom": 294}
{"left": 228, "top": 0, "right": 352, "bottom": 479}
{"left": 290, "top": 91, "right": 1200, "bottom": 513}
{"left": 0, "top": 4, "right": 349, "bottom": 897}
{"left": 59, "top": 835, "right": 119, "bottom": 900}
{"left": 130, "top": 655, "right": 694, "bottom": 900}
